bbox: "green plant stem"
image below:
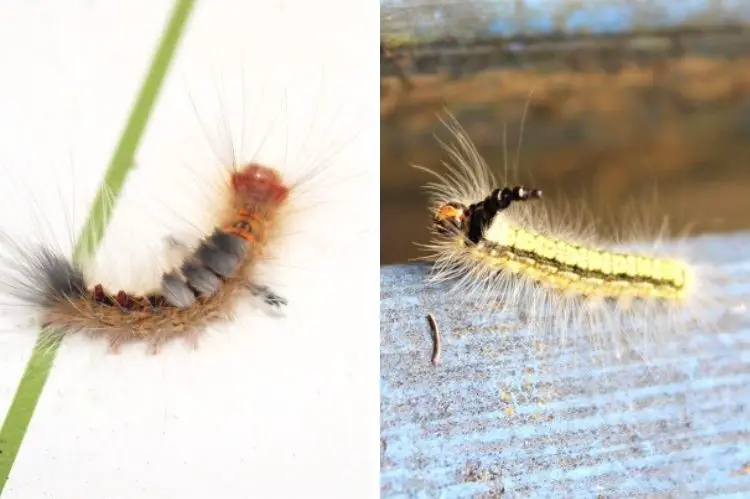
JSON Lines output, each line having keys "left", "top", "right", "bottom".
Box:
{"left": 0, "top": 0, "right": 196, "bottom": 493}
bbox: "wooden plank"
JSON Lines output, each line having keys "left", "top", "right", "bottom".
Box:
{"left": 381, "top": 0, "right": 750, "bottom": 44}
{"left": 380, "top": 230, "right": 750, "bottom": 497}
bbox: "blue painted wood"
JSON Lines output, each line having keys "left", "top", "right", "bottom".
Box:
{"left": 381, "top": 0, "right": 750, "bottom": 39}
{"left": 380, "top": 230, "right": 750, "bottom": 498}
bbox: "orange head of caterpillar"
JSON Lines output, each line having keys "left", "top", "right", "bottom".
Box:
{"left": 433, "top": 202, "right": 470, "bottom": 237}
{"left": 231, "top": 164, "right": 290, "bottom": 207}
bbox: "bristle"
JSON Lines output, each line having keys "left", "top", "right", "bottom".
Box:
{"left": 3, "top": 246, "right": 87, "bottom": 307}
{"left": 36, "top": 248, "right": 87, "bottom": 302}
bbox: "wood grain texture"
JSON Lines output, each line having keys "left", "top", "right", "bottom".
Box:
{"left": 380, "top": 230, "right": 750, "bottom": 498}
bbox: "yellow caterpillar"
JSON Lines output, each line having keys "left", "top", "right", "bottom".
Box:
{"left": 415, "top": 113, "right": 715, "bottom": 363}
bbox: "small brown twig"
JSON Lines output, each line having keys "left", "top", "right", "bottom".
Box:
{"left": 426, "top": 313, "right": 441, "bottom": 365}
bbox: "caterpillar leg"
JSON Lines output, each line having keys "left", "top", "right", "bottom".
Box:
{"left": 245, "top": 282, "right": 287, "bottom": 309}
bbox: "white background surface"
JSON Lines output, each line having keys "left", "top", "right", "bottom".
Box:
{"left": 0, "top": 1, "right": 379, "bottom": 497}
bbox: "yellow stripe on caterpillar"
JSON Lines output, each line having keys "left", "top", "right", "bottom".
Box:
{"left": 456, "top": 222, "right": 691, "bottom": 301}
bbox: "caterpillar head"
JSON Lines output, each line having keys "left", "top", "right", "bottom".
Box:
{"left": 433, "top": 202, "right": 469, "bottom": 237}
{"left": 432, "top": 187, "right": 542, "bottom": 244}
{"left": 231, "top": 164, "right": 290, "bottom": 207}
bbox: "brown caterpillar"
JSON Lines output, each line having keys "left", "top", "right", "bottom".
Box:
{"left": 4, "top": 163, "right": 289, "bottom": 352}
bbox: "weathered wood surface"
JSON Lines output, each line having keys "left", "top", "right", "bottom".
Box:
{"left": 381, "top": 0, "right": 750, "bottom": 43}
{"left": 380, "top": 230, "right": 750, "bottom": 498}
{"left": 381, "top": 0, "right": 750, "bottom": 78}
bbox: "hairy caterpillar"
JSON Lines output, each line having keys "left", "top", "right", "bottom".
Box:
{"left": 0, "top": 162, "right": 293, "bottom": 352}
{"left": 414, "top": 112, "right": 722, "bottom": 365}
{"left": 0, "top": 31, "right": 368, "bottom": 356}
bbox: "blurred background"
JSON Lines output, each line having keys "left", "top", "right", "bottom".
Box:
{"left": 381, "top": 0, "right": 750, "bottom": 265}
